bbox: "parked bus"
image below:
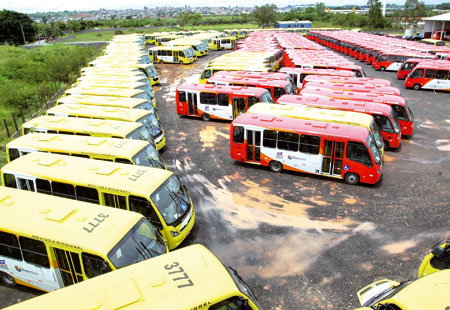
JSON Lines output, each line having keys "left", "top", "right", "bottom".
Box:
{"left": 176, "top": 83, "right": 274, "bottom": 121}
{"left": 207, "top": 76, "right": 297, "bottom": 100}
{"left": 199, "top": 65, "right": 273, "bottom": 84}
{"left": 421, "top": 38, "right": 446, "bottom": 46}
{"left": 417, "top": 235, "right": 450, "bottom": 278}
{"left": 303, "top": 81, "right": 401, "bottom": 96}
{"left": 164, "top": 39, "right": 209, "bottom": 57}
{"left": 0, "top": 187, "right": 167, "bottom": 292}
{"left": 277, "top": 95, "right": 402, "bottom": 149}
{"left": 300, "top": 87, "right": 415, "bottom": 136}
{"left": 77, "top": 74, "right": 151, "bottom": 89}
{"left": 21, "top": 116, "right": 156, "bottom": 148}
{"left": 81, "top": 64, "right": 160, "bottom": 86}
{"left": 46, "top": 105, "right": 165, "bottom": 151}
{"left": 230, "top": 113, "right": 382, "bottom": 185}
{"left": 6, "top": 133, "right": 165, "bottom": 169}
{"left": 405, "top": 62, "right": 450, "bottom": 91}
{"left": 279, "top": 67, "right": 355, "bottom": 92}
{"left": 213, "top": 70, "right": 294, "bottom": 85}
{"left": 73, "top": 80, "right": 154, "bottom": 101}
{"left": 1, "top": 152, "right": 195, "bottom": 250}
{"left": 247, "top": 102, "right": 385, "bottom": 154}
{"left": 57, "top": 95, "right": 154, "bottom": 113}
{"left": 302, "top": 75, "right": 392, "bottom": 89}
{"left": 149, "top": 46, "right": 197, "bottom": 64}
{"left": 3, "top": 244, "right": 261, "bottom": 310}
{"left": 397, "top": 58, "right": 426, "bottom": 79}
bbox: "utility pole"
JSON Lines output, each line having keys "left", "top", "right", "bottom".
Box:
{"left": 19, "top": 21, "right": 26, "bottom": 44}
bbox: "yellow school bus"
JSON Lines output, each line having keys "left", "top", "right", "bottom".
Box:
{"left": 21, "top": 116, "right": 156, "bottom": 148}
{"left": 57, "top": 95, "right": 155, "bottom": 113}
{"left": 6, "top": 133, "right": 166, "bottom": 169}
{"left": 3, "top": 244, "right": 261, "bottom": 309}
{"left": 81, "top": 63, "right": 160, "bottom": 86}
{"left": 46, "top": 104, "right": 165, "bottom": 150}
{"left": 0, "top": 186, "right": 167, "bottom": 292}
{"left": 1, "top": 152, "right": 195, "bottom": 250}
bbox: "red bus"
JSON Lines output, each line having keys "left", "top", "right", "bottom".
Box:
{"left": 398, "top": 59, "right": 449, "bottom": 80}
{"left": 302, "top": 75, "right": 391, "bottom": 89}
{"left": 300, "top": 87, "right": 414, "bottom": 136}
{"left": 213, "top": 70, "right": 293, "bottom": 85}
{"left": 279, "top": 67, "right": 355, "bottom": 92}
{"left": 230, "top": 113, "right": 382, "bottom": 185}
{"left": 207, "top": 76, "right": 296, "bottom": 100}
{"left": 176, "top": 83, "right": 274, "bottom": 121}
{"left": 405, "top": 63, "right": 450, "bottom": 91}
{"left": 303, "top": 81, "right": 401, "bottom": 96}
{"left": 276, "top": 95, "right": 402, "bottom": 149}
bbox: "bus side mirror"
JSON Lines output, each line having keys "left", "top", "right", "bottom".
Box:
{"left": 432, "top": 246, "right": 445, "bottom": 258}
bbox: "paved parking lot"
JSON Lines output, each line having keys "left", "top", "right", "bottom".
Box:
{"left": 1, "top": 49, "right": 449, "bottom": 309}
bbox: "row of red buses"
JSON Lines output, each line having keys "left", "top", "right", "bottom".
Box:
{"left": 276, "top": 95, "right": 402, "bottom": 149}
{"left": 207, "top": 76, "right": 297, "bottom": 99}
{"left": 176, "top": 83, "right": 274, "bottom": 121}
{"left": 304, "top": 81, "right": 401, "bottom": 96}
{"left": 405, "top": 62, "right": 450, "bottom": 91}
{"left": 230, "top": 112, "right": 382, "bottom": 185}
{"left": 300, "top": 87, "right": 415, "bottom": 136}
{"left": 302, "top": 75, "right": 391, "bottom": 88}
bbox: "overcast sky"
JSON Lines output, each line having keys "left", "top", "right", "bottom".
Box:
{"left": 1, "top": 0, "right": 444, "bottom": 14}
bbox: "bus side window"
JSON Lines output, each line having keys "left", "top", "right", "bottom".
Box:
{"left": 346, "top": 142, "right": 372, "bottom": 167}
{"left": 201, "top": 70, "right": 211, "bottom": 80}
{"left": 75, "top": 133, "right": 90, "bottom": 136}
{"left": 210, "top": 296, "right": 252, "bottom": 310}
{"left": 425, "top": 69, "right": 437, "bottom": 79}
{"left": 0, "top": 231, "right": 22, "bottom": 260}
{"left": 81, "top": 253, "right": 112, "bottom": 279}
{"left": 3, "top": 173, "right": 17, "bottom": 188}
{"left": 277, "top": 131, "right": 299, "bottom": 152}
{"left": 115, "top": 158, "right": 133, "bottom": 165}
{"left": 71, "top": 154, "right": 90, "bottom": 158}
{"left": 299, "top": 74, "right": 307, "bottom": 83}
{"left": 103, "top": 193, "right": 127, "bottom": 210}
{"left": 76, "top": 186, "right": 99, "bottom": 204}
{"left": 300, "top": 135, "right": 320, "bottom": 154}
{"left": 36, "top": 178, "right": 52, "bottom": 195}
{"left": 233, "top": 126, "right": 244, "bottom": 143}
{"left": 178, "top": 91, "right": 187, "bottom": 102}
{"left": 8, "top": 148, "right": 20, "bottom": 161}
{"left": 23, "top": 128, "right": 31, "bottom": 135}
{"left": 392, "top": 105, "right": 408, "bottom": 122}
{"left": 263, "top": 130, "right": 277, "bottom": 148}
{"left": 410, "top": 69, "right": 424, "bottom": 79}
{"left": 19, "top": 236, "right": 50, "bottom": 268}
{"left": 436, "top": 70, "right": 449, "bottom": 80}
{"left": 218, "top": 94, "right": 229, "bottom": 106}
{"left": 17, "top": 178, "right": 35, "bottom": 191}
{"left": 200, "top": 92, "right": 217, "bottom": 105}
{"left": 52, "top": 181, "right": 75, "bottom": 199}
{"left": 274, "top": 87, "right": 285, "bottom": 98}
{"left": 129, "top": 195, "right": 163, "bottom": 230}
{"left": 247, "top": 97, "right": 258, "bottom": 109}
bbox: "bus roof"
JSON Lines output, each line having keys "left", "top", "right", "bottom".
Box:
{"left": 413, "top": 62, "right": 450, "bottom": 70}
{"left": 74, "top": 80, "right": 148, "bottom": 89}
{"left": 178, "top": 83, "right": 270, "bottom": 96}
{"left": 6, "top": 133, "right": 149, "bottom": 161}
{"left": 2, "top": 152, "right": 173, "bottom": 198}
{"left": 149, "top": 46, "right": 193, "bottom": 52}
{"left": 214, "top": 71, "right": 291, "bottom": 80}
{"left": 65, "top": 86, "right": 145, "bottom": 97}
{"left": 303, "top": 75, "right": 391, "bottom": 86}
{"left": 47, "top": 104, "right": 150, "bottom": 122}
{"left": 280, "top": 67, "right": 355, "bottom": 76}
{"left": 3, "top": 244, "right": 240, "bottom": 310}
{"left": 0, "top": 186, "right": 143, "bottom": 256}
{"left": 57, "top": 95, "right": 148, "bottom": 108}
{"left": 22, "top": 116, "right": 142, "bottom": 136}
{"left": 233, "top": 112, "right": 369, "bottom": 142}
{"left": 208, "top": 76, "right": 291, "bottom": 87}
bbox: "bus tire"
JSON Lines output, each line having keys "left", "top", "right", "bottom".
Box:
{"left": 0, "top": 272, "right": 16, "bottom": 287}
{"left": 179, "top": 60, "right": 183, "bottom": 64}
{"left": 380, "top": 66, "right": 386, "bottom": 71}
{"left": 269, "top": 161, "right": 283, "bottom": 173}
{"left": 202, "top": 113, "right": 211, "bottom": 121}
{"left": 344, "top": 173, "right": 360, "bottom": 185}
{"left": 413, "top": 83, "right": 421, "bottom": 90}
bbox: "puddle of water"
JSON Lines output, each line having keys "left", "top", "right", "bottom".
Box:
{"left": 383, "top": 154, "right": 397, "bottom": 162}
{"left": 382, "top": 240, "right": 417, "bottom": 255}
{"left": 199, "top": 125, "right": 229, "bottom": 150}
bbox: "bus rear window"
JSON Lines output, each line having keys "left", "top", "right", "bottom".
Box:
{"left": 233, "top": 126, "right": 244, "bottom": 143}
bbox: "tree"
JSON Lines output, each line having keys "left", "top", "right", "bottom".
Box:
{"left": 367, "top": 0, "right": 385, "bottom": 29}
{"left": 402, "top": 0, "right": 426, "bottom": 26}
{"left": 190, "top": 13, "right": 202, "bottom": 27}
{"left": 178, "top": 12, "right": 191, "bottom": 27}
{"left": 315, "top": 2, "right": 326, "bottom": 17}
{"left": 252, "top": 4, "right": 278, "bottom": 28}
{"left": 0, "top": 10, "right": 36, "bottom": 45}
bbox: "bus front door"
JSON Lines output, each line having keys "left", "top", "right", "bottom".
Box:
{"left": 52, "top": 247, "right": 83, "bottom": 287}
{"left": 232, "top": 97, "right": 246, "bottom": 119}
{"left": 187, "top": 92, "right": 198, "bottom": 115}
{"left": 321, "top": 140, "right": 344, "bottom": 177}
{"left": 173, "top": 51, "right": 179, "bottom": 63}
{"left": 246, "top": 129, "right": 261, "bottom": 162}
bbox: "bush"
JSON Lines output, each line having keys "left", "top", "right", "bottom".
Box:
{"left": 114, "top": 30, "right": 124, "bottom": 35}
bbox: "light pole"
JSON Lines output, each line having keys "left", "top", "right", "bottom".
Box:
{"left": 19, "top": 21, "right": 26, "bottom": 44}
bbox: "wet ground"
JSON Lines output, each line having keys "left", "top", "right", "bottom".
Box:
{"left": 1, "top": 49, "right": 449, "bottom": 309}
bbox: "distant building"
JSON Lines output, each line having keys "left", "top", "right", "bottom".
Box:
{"left": 274, "top": 20, "right": 312, "bottom": 29}
{"left": 423, "top": 12, "right": 450, "bottom": 40}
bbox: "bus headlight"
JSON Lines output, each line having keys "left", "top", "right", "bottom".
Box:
{"left": 170, "top": 231, "right": 180, "bottom": 237}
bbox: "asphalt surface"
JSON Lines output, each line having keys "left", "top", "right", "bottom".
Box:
{"left": 1, "top": 48, "right": 449, "bottom": 309}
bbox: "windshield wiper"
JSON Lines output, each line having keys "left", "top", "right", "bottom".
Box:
{"left": 168, "top": 190, "right": 184, "bottom": 215}
{"left": 135, "top": 246, "right": 150, "bottom": 260}
{"left": 139, "top": 241, "right": 160, "bottom": 258}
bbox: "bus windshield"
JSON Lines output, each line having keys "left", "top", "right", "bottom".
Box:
{"left": 108, "top": 218, "right": 167, "bottom": 269}
{"left": 150, "top": 175, "right": 190, "bottom": 226}
{"left": 406, "top": 103, "right": 414, "bottom": 122}
{"left": 367, "top": 134, "right": 382, "bottom": 165}
{"left": 285, "top": 83, "right": 297, "bottom": 95}
{"left": 137, "top": 102, "right": 153, "bottom": 111}
{"left": 127, "top": 126, "right": 155, "bottom": 146}
{"left": 226, "top": 266, "right": 260, "bottom": 307}
{"left": 185, "top": 48, "right": 195, "bottom": 58}
{"left": 145, "top": 65, "right": 158, "bottom": 77}
{"left": 390, "top": 110, "right": 401, "bottom": 135}
{"left": 260, "top": 91, "right": 275, "bottom": 103}
{"left": 370, "top": 121, "right": 383, "bottom": 149}
{"left": 139, "top": 114, "right": 161, "bottom": 137}
{"left": 133, "top": 144, "right": 165, "bottom": 169}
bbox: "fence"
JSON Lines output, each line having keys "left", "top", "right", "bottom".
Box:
{"left": 2, "top": 81, "right": 68, "bottom": 139}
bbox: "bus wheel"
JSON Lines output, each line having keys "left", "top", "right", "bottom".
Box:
{"left": 179, "top": 60, "right": 183, "bottom": 64}
{"left": 269, "top": 161, "right": 283, "bottom": 173}
{"left": 380, "top": 66, "right": 386, "bottom": 71}
{"left": 0, "top": 272, "right": 16, "bottom": 287}
{"left": 413, "top": 84, "right": 421, "bottom": 90}
{"left": 344, "top": 173, "right": 360, "bottom": 185}
{"left": 202, "top": 113, "right": 211, "bottom": 121}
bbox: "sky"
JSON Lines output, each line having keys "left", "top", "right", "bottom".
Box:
{"left": 1, "top": 0, "right": 445, "bottom": 14}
